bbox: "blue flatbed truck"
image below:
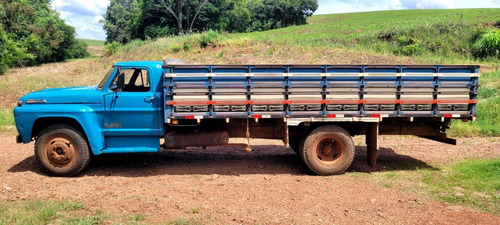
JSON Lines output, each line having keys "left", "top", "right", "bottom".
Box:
{"left": 14, "top": 60, "right": 479, "bottom": 176}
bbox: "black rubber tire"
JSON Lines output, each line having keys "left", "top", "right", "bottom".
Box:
{"left": 289, "top": 140, "right": 299, "bottom": 153}
{"left": 289, "top": 137, "right": 304, "bottom": 154}
{"left": 35, "top": 125, "right": 91, "bottom": 177}
{"left": 300, "top": 125, "right": 355, "bottom": 175}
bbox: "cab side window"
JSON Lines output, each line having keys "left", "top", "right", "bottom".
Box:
{"left": 111, "top": 69, "right": 150, "bottom": 92}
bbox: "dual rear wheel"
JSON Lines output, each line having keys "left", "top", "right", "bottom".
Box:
{"left": 292, "top": 125, "right": 355, "bottom": 175}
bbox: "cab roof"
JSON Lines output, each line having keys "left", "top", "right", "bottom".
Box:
{"left": 113, "top": 61, "right": 163, "bottom": 68}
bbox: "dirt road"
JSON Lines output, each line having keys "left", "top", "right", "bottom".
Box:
{"left": 1, "top": 135, "right": 499, "bottom": 224}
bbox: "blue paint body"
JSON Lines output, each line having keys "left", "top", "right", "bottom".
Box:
{"left": 13, "top": 62, "right": 479, "bottom": 155}
{"left": 14, "top": 61, "right": 165, "bottom": 155}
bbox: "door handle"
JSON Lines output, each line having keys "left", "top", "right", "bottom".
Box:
{"left": 144, "top": 97, "right": 155, "bottom": 102}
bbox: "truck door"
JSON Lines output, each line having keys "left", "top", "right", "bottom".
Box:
{"left": 102, "top": 68, "right": 160, "bottom": 137}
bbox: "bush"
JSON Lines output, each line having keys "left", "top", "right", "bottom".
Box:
{"left": 472, "top": 29, "right": 500, "bottom": 59}
{"left": 393, "top": 36, "right": 422, "bottom": 56}
{"left": 171, "top": 44, "right": 181, "bottom": 53}
{"left": 198, "top": 30, "right": 219, "bottom": 48}
{"left": 182, "top": 42, "right": 191, "bottom": 51}
{"left": 104, "top": 41, "right": 121, "bottom": 56}
{"left": 65, "top": 40, "right": 90, "bottom": 59}
{"left": 400, "top": 43, "right": 422, "bottom": 56}
{"left": 396, "top": 36, "right": 411, "bottom": 45}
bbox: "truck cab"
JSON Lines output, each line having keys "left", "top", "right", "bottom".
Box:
{"left": 14, "top": 61, "right": 166, "bottom": 176}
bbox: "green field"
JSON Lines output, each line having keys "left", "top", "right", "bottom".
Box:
{"left": 77, "top": 38, "right": 105, "bottom": 47}
{"left": 103, "top": 8, "right": 500, "bottom": 65}
{"left": 449, "top": 71, "right": 500, "bottom": 136}
{"left": 424, "top": 158, "right": 500, "bottom": 213}
{"left": 0, "top": 108, "right": 14, "bottom": 132}
{"left": 242, "top": 9, "right": 500, "bottom": 61}
{"left": 360, "top": 158, "right": 500, "bottom": 214}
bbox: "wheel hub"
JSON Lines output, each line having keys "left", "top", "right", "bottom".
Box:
{"left": 55, "top": 147, "right": 64, "bottom": 155}
{"left": 44, "top": 137, "right": 76, "bottom": 167}
{"left": 316, "top": 138, "right": 342, "bottom": 162}
{"left": 322, "top": 144, "right": 334, "bottom": 155}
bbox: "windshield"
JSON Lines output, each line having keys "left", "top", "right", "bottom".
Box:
{"left": 97, "top": 66, "right": 117, "bottom": 90}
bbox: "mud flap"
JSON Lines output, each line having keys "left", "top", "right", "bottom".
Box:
{"left": 366, "top": 122, "right": 379, "bottom": 169}
{"left": 16, "top": 134, "right": 23, "bottom": 143}
{"left": 418, "top": 135, "right": 457, "bottom": 145}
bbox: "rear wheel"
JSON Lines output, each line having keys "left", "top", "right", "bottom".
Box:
{"left": 300, "top": 125, "right": 354, "bottom": 175}
{"left": 289, "top": 137, "right": 304, "bottom": 154}
{"left": 35, "top": 125, "right": 91, "bottom": 177}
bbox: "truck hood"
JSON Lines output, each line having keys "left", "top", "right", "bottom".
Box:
{"left": 19, "top": 86, "right": 102, "bottom": 104}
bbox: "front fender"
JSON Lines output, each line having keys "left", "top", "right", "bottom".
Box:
{"left": 14, "top": 104, "right": 104, "bottom": 155}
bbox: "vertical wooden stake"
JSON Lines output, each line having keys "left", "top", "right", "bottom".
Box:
{"left": 245, "top": 118, "right": 252, "bottom": 152}
{"left": 283, "top": 118, "right": 289, "bottom": 149}
{"left": 366, "top": 122, "right": 379, "bottom": 169}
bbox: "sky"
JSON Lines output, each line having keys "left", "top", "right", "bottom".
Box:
{"left": 50, "top": 0, "right": 500, "bottom": 40}
{"left": 51, "top": 0, "right": 110, "bottom": 40}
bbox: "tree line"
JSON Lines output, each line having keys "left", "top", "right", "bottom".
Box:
{"left": 0, "top": 0, "right": 89, "bottom": 75}
{"left": 102, "top": 0, "right": 318, "bottom": 44}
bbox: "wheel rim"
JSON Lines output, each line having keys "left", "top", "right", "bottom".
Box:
{"left": 43, "top": 137, "right": 76, "bottom": 168}
{"left": 314, "top": 137, "right": 344, "bottom": 164}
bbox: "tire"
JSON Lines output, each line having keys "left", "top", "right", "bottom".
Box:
{"left": 300, "top": 125, "right": 354, "bottom": 175}
{"left": 35, "top": 125, "right": 91, "bottom": 177}
{"left": 289, "top": 138, "right": 304, "bottom": 154}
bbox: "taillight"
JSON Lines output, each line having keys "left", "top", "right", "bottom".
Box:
{"left": 17, "top": 101, "right": 23, "bottom": 107}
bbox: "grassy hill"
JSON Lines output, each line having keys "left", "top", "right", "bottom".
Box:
{"left": 0, "top": 9, "right": 499, "bottom": 136}
{"left": 77, "top": 38, "right": 105, "bottom": 57}
{"left": 103, "top": 8, "right": 500, "bottom": 64}
{"left": 78, "top": 38, "right": 105, "bottom": 46}
{"left": 258, "top": 8, "right": 500, "bottom": 53}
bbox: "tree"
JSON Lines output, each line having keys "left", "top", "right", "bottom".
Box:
{"left": 0, "top": 0, "right": 88, "bottom": 74}
{"left": 220, "top": 3, "right": 252, "bottom": 32}
{"left": 102, "top": 0, "right": 319, "bottom": 41}
{"left": 158, "top": 0, "right": 209, "bottom": 35}
{"left": 101, "top": 0, "right": 138, "bottom": 44}
{"left": 248, "top": 0, "right": 318, "bottom": 31}
{"left": 0, "top": 24, "right": 32, "bottom": 74}
{"left": 159, "top": 0, "right": 183, "bottom": 34}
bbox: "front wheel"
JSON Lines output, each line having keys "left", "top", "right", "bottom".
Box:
{"left": 300, "top": 125, "right": 354, "bottom": 175}
{"left": 35, "top": 125, "right": 91, "bottom": 177}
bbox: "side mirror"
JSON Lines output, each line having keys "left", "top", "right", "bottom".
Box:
{"left": 111, "top": 73, "right": 125, "bottom": 92}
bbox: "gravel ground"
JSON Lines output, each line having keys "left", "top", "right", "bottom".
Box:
{"left": 1, "top": 135, "right": 499, "bottom": 224}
